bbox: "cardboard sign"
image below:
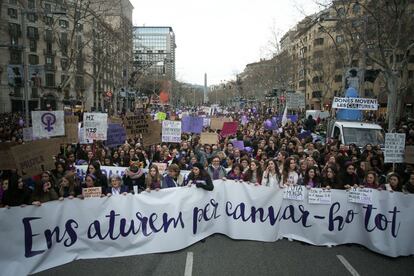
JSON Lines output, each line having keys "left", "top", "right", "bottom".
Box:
{"left": 162, "top": 120, "right": 182, "bottom": 143}
{"left": 82, "top": 187, "right": 102, "bottom": 198}
{"left": 62, "top": 116, "right": 79, "bottom": 144}
{"left": 0, "top": 142, "right": 17, "bottom": 170}
{"left": 10, "top": 139, "right": 61, "bottom": 177}
{"left": 109, "top": 117, "right": 123, "bottom": 124}
{"left": 308, "top": 188, "right": 332, "bottom": 204}
{"left": 348, "top": 187, "right": 373, "bottom": 205}
{"left": 142, "top": 121, "right": 162, "bottom": 147}
{"left": 210, "top": 117, "right": 232, "bottom": 130}
{"left": 106, "top": 123, "right": 126, "bottom": 147}
{"left": 221, "top": 122, "right": 238, "bottom": 137}
{"left": 384, "top": 133, "right": 406, "bottom": 163}
{"left": 32, "top": 111, "right": 65, "bottom": 138}
{"left": 332, "top": 97, "right": 378, "bottom": 110}
{"left": 83, "top": 113, "right": 108, "bottom": 140}
{"left": 405, "top": 146, "right": 414, "bottom": 164}
{"left": 152, "top": 162, "right": 167, "bottom": 174}
{"left": 200, "top": 132, "right": 218, "bottom": 145}
{"left": 283, "top": 185, "right": 304, "bottom": 201}
{"left": 124, "top": 114, "right": 150, "bottom": 138}
{"left": 181, "top": 116, "right": 204, "bottom": 134}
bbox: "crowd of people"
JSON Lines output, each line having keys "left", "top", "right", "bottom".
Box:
{"left": 1, "top": 107, "right": 414, "bottom": 208}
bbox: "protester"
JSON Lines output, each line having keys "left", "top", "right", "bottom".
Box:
{"left": 243, "top": 160, "right": 263, "bottom": 185}
{"left": 207, "top": 156, "right": 227, "bottom": 180}
{"left": 403, "top": 173, "right": 414, "bottom": 193}
{"left": 281, "top": 157, "right": 299, "bottom": 187}
{"left": 227, "top": 163, "right": 244, "bottom": 181}
{"left": 145, "top": 165, "right": 162, "bottom": 192}
{"left": 162, "top": 164, "right": 184, "bottom": 188}
{"left": 107, "top": 175, "right": 128, "bottom": 196}
{"left": 321, "top": 166, "right": 338, "bottom": 189}
{"left": 2, "top": 177, "right": 31, "bottom": 207}
{"left": 261, "top": 160, "right": 281, "bottom": 188}
{"left": 58, "top": 175, "right": 81, "bottom": 200}
{"left": 123, "top": 159, "right": 145, "bottom": 193}
{"left": 302, "top": 167, "right": 320, "bottom": 188}
{"left": 87, "top": 161, "right": 108, "bottom": 188}
{"left": 186, "top": 163, "right": 214, "bottom": 191}
{"left": 31, "top": 181, "right": 59, "bottom": 206}
{"left": 385, "top": 173, "right": 403, "bottom": 192}
{"left": 338, "top": 162, "right": 360, "bottom": 189}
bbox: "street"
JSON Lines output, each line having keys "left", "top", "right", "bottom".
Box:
{"left": 36, "top": 235, "right": 414, "bottom": 276}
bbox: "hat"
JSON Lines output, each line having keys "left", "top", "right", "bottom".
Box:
{"left": 192, "top": 163, "right": 204, "bottom": 171}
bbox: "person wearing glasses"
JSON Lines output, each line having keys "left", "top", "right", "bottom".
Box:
{"left": 207, "top": 156, "right": 227, "bottom": 180}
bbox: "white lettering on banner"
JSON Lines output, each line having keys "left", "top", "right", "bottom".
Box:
{"left": 308, "top": 188, "right": 332, "bottom": 205}
{"left": 283, "top": 185, "right": 304, "bottom": 201}
{"left": 348, "top": 188, "right": 374, "bottom": 205}
{"left": 384, "top": 133, "right": 406, "bottom": 163}
{"left": 0, "top": 181, "right": 413, "bottom": 275}
{"left": 332, "top": 97, "right": 378, "bottom": 110}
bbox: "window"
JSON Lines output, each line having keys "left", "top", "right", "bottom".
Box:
{"left": 334, "top": 75, "right": 342, "bottom": 82}
{"left": 31, "top": 88, "right": 39, "bottom": 98}
{"left": 27, "top": 27, "right": 39, "bottom": 39}
{"left": 29, "top": 54, "right": 39, "bottom": 65}
{"left": 59, "top": 20, "right": 69, "bottom": 28}
{"left": 8, "top": 8, "right": 18, "bottom": 18}
{"left": 27, "top": 13, "right": 37, "bottom": 22}
{"left": 336, "top": 35, "right": 344, "bottom": 44}
{"left": 61, "top": 75, "right": 69, "bottom": 86}
{"left": 45, "top": 29, "right": 53, "bottom": 42}
{"left": 313, "top": 63, "right": 323, "bottom": 70}
{"left": 9, "top": 0, "right": 17, "bottom": 4}
{"left": 409, "top": 55, "right": 414, "bottom": 63}
{"left": 29, "top": 39, "right": 37, "bottom": 52}
{"left": 28, "top": 0, "right": 36, "bottom": 9}
{"left": 45, "top": 16, "right": 53, "bottom": 26}
{"left": 46, "top": 42, "right": 53, "bottom": 54}
{"left": 45, "top": 56, "right": 53, "bottom": 65}
{"left": 44, "top": 3, "right": 51, "bottom": 13}
{"left": 313, "top": 50, "right": 323, "bottom": 59}
{"left": 45, "top": 73, "right": 55, "bottom": 87}
{"left": 312, "top": 91, "right": 322, "bottom": 98}
{"left": 314, "top": 38, "right": 324, "bottom": 46}
{"left": 61, "top": 58, "right": 68, "bottom": 70}
{"left": 312, "top": 76, "right": 323, "bottom": 84}
{"left": 396, "top": 54, "right": 404, "bottom": 62}
{"left": 353, "top": 3, "right": 361, "bottom": 14}
{"left": 10, "top": 50, "right": 21, "bottom": 64}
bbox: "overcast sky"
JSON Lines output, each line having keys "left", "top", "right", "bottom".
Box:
{"left": 130, "top": 0, "right": 322, "bottom": 86}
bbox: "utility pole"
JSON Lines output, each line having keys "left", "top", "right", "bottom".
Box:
{"left": 20, "top": 8, "right": 30, "bottom": 126}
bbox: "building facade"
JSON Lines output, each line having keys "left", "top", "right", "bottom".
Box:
{"left": 0, "top": 0, "right": 133, "bottom": 114}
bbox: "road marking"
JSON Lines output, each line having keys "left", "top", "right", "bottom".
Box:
{"left": 336, "top": 255, "right": 360, "bottom": 276}
{"left": 184, "top": 252, "right": 194, "bottom": 276}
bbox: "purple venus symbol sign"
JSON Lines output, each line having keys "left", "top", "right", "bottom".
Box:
{"left": 41, "top": 112, "right": 56, "bottom": 132}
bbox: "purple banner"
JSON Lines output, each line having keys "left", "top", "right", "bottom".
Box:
{"left": 181, "top": 116, "right": 204, "bottom": 134}
{"left": 106, "top": 123, "right": 126, "bottom": 147}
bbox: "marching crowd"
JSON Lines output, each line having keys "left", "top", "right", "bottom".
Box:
{"left": 1, "top": 107, "right": 414, "bottom": 208}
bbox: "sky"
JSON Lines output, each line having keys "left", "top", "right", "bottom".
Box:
{"left": 130, "top": 0, "right": 322, "bottom": 86}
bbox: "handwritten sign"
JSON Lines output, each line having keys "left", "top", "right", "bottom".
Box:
{"left": 210, "top": 117, "right": 232, "bottom": 130}
{"left": 200, "top": 132, "right": 218, "bottom": 145}
{"left": 22, "top": 127, "right": 33, "bottom": 142}
{"left": 283, "top": 185, "right": 304, "bottom": 201}
{"left": 78, "top": 127, "right": 93, "bottom": 144}
{"left": 62, "top": 116, "right": 79, "bottom": 144}
{"left": 221, "top": 122, "right": 238, "bottom": 137}
{"left": 124, "top": 114, "right": 150, "bottom": 138}
{"left": 162, "top": 120, "right": 182, "bottom": 143}
{"left": 106, "top": 123, "right": 126, "bottom": 147}
{"left": 348, "top": 187, "right": 373, "bottom": 205}
{"left": 82, "top": 187, "right": 102, "bottom": 198}
{"left": 83, "top": 113, "right": 108, "bottom": 141}
{"left": 308, "top": 188, "right": 332, "bottom": 204}
{"left": 142, "top": 121, "right": 162, "bottom": 147}
{"left": 181, "top": 116, "right": 203, "bottom": 134}
{"left": 384, "top": 133, "right": 406, "bottom": 163}
{"left": 32, "top": 111, "right": 65, "bottom": 138}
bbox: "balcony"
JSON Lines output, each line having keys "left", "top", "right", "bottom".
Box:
{"left": 43, "top": 49, "right": 56, "bottom": 56}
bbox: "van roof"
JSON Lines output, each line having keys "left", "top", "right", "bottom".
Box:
{"left": 335, "top": 121, "right": 383, "bottom": 129}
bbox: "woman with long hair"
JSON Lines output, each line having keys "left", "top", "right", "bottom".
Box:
{"left": 281, "top": 157, "right": 299, "bottom": 187}
{"left": 86, "top": 161, "right": 108, "bottom": 188}
{"left": 58, "top": 175, "right": 80, "bottom": 200}
{"left": 362, "top": 171, "right": 382, "bottom": 190}
{"left": 302, "top": 167, "right": 320, "bottom": 188}
{"left": 261, "top": 159, "right": 281, "bottom": 188}
{"left": 243, "top": 160, "right": 263, "bottom": 185}
{"left": 145, "top": 165, "right": 162, "bottom": 192}
{"left": 385, "top": 173, "right": 402, "bottom": 192}
{"left": 227, "top": 163, "right": 244, "bottom": 181}
{"left": 2, "top": 176, "right": 31, "bottom": 207}
{"left": 321, "top": 166, "right": 338, "bottom": 189}
{"left": 185, "top": 163, "right": 214, "bottom": 191}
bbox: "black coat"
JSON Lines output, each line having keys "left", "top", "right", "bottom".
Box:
{"left": 2, "top": 188, "right": 32, "bottom": 206}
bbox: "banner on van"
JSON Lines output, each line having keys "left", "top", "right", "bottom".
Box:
{"left": 332, "top": 97, "right": 378, "bottom": 110}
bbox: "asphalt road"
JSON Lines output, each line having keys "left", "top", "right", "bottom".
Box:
{"left": 35, "top": 235, "right": 414, "bottom": 276}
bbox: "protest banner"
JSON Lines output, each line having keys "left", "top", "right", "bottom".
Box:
{"left": 283, "top": 185, "right": 305, "bottom": 201}
{"left": 162, "top": 120, "right": 182, "bottom": 143}
{"left": 78, "top": 127, "right": 93, "bottom": 144}
{"left": 62, "top": 116, "right": 79, "bottom": 144}
{"left": 221, "top": 122, "right": 238, "bottom": 137}
{"left": 106, "top": 123, "right": 126, "bottom": 147}
{"left": 308, "top": 188, "right": 332, "bottom": 204}
{"left": 384, "top": 133, "right": 406, "bottom": 163}
{"left": 156, "top": 112, "right": 167, "bottom": 121}
{"left": 348, "top": 187, "right": 374, "bottom": 205}
{"left": 82, "top": 187, "right": 102, "bottom": 198}
{"left": 1, "top": 183, "right": 413, "bottom": 275}
{"left": 83, "top": 113, "right": 108, "bottom": 140}
{"left": 286, "top": 92, "right": 305, "bottom": 109}
{"left": 210, "top": 117, "right": 232, "bottom": 130}
{"left": 142, "top": 120, "right": 162, "bottom": 147}
{"left": 0, "top": 142, "right": 17, "bottom": 170}
{"left": 31, "top": 111, "right": 65, "bottom": 138}
{"left": 181, "top": 116, "right": 204, "bottom": 134}
{"left": 405, "top": 146, "right": 414, "bottom": 164}
{"left": 153, "top": 162, "right": 167, "bottom": 174}
{"left": 200, "top": 132, "right": 218, "bottom": 145}
{"left": 332, "top": 97, "right": 378, "bottom": 110}
{"left": 232, "top": 140, "right": 244, "bottom": 150}
{"left": 22, "top": 127, "right": 33, "bottom": 142}
{"left": 123, "top": 114, "right": 150, "bottom": 138}
{"left": 10, "top": 138, "right": 61, "bottom": 177}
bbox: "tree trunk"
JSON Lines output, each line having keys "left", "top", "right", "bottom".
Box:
{"left": 386, "top": 71, "right": 399, "bottom": 132}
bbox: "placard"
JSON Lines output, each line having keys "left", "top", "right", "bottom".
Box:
{"left": 221, "top": 122, "right": 238, "bottom": 137}
{"left": 200, "top": 132, "right": 218, "bottom": 145}
{"left": 142, "top": 121, "right": 162, "bottom": 147}
{"left": 405, "top": 146, "right": 414, "bottom": 164}
{"left": 202, "top": 117, "right": 211, "bottom": 128}
{"left": 332, "top": 97, "right": 378, "bottom": 110}
{"left": 210, "top": 117, "right": 232, "bottom": 130}
{"left": 10, "top": 138, "right": 61, "bottom": 177}
{"left": 181, "top": 116, "right": 204, "bottom": 134}
{"left": 152, "top": 162, "right": 167, "bottom": 174}
{"left": 156, "top": 112, "right": 167, "bottom": 121}
{"left": 283, "top": 185, "right": 304, "bottom": 201}
{"left": 62, "top": 116, "right": 79, "bottom": 144}
{"left": 348, "top": 187, "right": 373, "bottom": 205}
{"left": 106, "top": 123, "right": 126, "bottom": 147}
{"left": 82, "top": 187, "right": 102, "bottom": 198}
{"left": 31, "top": 111, "right": 65, "bottom": 138}
{"left": 109, "top": 116, "right": 123, "bottom": 124}
{"left": 83, "top": 113, "right": 108, "bottom": 140}
{"left": 0, "top": 142, "right": 17, "bottom": 170}
{"left": 78, "top": 127, "right": 93, "bottom": 144}
{"left": 232, "top": 140, "right": 244, "bottom": 150}
{"left": 162, "top": 120, "right": 182, "bottom": 143}
{"left": 286, "top": 92, "right": 305, "bottom": 109}
{"left": 384, "top": 133, "right": 406, "bottom": 163}
{"left": 124, "top": 114, "right": 150, "bottom": 138}
{"left": 22, "top": 127, "right": 33, "bottom": 142}
{"left": 308, "top": 188, "right": 332, "bottom": 204}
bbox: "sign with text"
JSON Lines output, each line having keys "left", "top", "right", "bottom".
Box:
{"left": 124, "top": 114, "right": 150, "bottom": 138}
{"left": 308, "top": 188, "right": 332, "bottom": 204}
{"left": 384, "top": 133, "right": 406, "bottom": 163}
{"left": 62, "top": 116, "right": 79, "bottom": 144}
{"left": 286, "top": 93, "right": 305, "bottom": 109}
{"left": 210, "top": 117, "right": 233, "bottom": 130}
{"left": 348, "top": 187, "right": 374, "bottom": 205}
{"left": 142, "top": 121, "right": 162, "bottom": 147}
{"left": 83, "top": 113, "right": 108, "bottom": 141}
{"left": 200, "top": 132, "right": 218, "bottom": 145}
{"left": 32, "top": 111, "right": 65, "bottom": 138}
{"left": 181, "top": 116, "right": 204, "bottom": 134}
{"left": 283, "top": 185, "right": 304, "bottom": 201}
{"left": 162, "top": 120, "right": 182, "bottom": 143}
{"left": 221, "top": 122, "right": 238, "bottom": 137}
{"left": 156, "top": 112, "right": 167, "bottom": 121}
{"left": 82, "top": 187, "right": 102, "bottom": 198}
{"left": 106, "top": 123, "right": 126, "bottom": 147}
{"left": 332, "top": 97, "right": 378, "bottom": 110}
{"left": 232, "top": 140, "right": 245, "bottom": 150}
{"left": 22, "top": 127, "right": 33, "bottom": 142}
{"left": 78, "top": 127, "right": 93, "bottom": 144}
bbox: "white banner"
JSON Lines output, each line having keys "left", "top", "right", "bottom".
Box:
{"left": 83, "top": 113, "right": 108, "bottom": 141}
{"left": 384, "top": 133, "right": 406, "bottom": 163}
{"left": 162, "top": 120, "right": 182, "bottom": 143}
{"left": 286, "top": 93, "right": 305, "bottom": 109}
{"left": 332, "top": 97, "right": 378, "bottom": 110}
{"left": 0, "top": 181, "right": 413, "bottom": 275}
{"left": 31, "top": 111, "right": 65, "bottom": 138}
